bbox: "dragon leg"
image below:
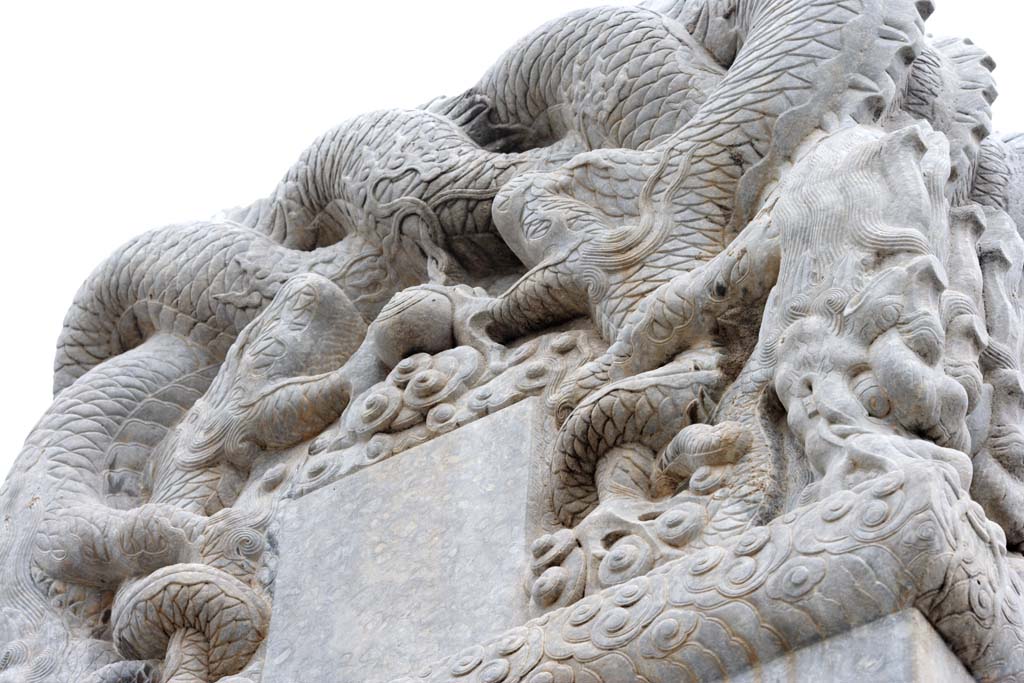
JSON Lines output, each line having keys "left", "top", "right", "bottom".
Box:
{"left": 557, "top": 208, "right": 780, "bottom": 417}
{"left": 551, "top": 360, "right": 728, "bottom": 528}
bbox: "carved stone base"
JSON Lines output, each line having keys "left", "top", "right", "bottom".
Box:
{"left": 264, "top": 399, "right": 539, "bottom": 683}
{"left": 740, "top": 609, "right": 972, "bottom": 683}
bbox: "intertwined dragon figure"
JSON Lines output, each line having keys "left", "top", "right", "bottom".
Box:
{"left": 3, "top": 1, "right": 1024, "bottom": 682}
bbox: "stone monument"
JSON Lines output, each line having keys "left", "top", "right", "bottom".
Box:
{"left": 3, "top": 0, "right": 1024, "bottom": 681}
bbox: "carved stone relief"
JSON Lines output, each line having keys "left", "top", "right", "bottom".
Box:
{"left": 3, "top": 0, "right": 1024, "bottom": 681}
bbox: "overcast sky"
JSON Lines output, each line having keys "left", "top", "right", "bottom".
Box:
{"left": 1, "top": 1, "right": 1021, "bottom": 480}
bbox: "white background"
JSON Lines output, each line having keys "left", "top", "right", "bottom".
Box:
{"left": 1, "top": 1, "right": 1021, "bottom": 480}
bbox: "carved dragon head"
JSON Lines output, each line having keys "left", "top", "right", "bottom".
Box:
{"left": 767, "top": 124, "right": 974, "bottom": 500}
{"left": 774, "top": 256, "right": 973, "bottom": 499}
{"left": 147, "top": 274, "right": 366, "bottom": 512}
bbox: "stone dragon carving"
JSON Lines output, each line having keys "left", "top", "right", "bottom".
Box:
{"left": 404, "top": 462, "right": 1024, "bottom": 683}
{"left": 3, "top": 0, "right": 1024, "bottom": 681}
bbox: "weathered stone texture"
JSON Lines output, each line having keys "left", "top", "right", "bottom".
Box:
{"left": 738, "top": 610, "right": 973, "bottom": 683}
{"left": 266, "top": 400, "right": 536, "bottom": 683}
{"left": 3, "top": 0, "right": 1024, "bottom": 681}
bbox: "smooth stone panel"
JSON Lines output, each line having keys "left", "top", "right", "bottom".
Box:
{"left": 735, "top": 609, "right": 972, "bottom": 682}
{"left": 264, "top": 399, "right": 536, "bottom": 683}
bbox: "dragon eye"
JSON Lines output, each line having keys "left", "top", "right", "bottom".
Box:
{"left": 877, "top": 304, "right": 901, "bottom": 331}
{"left": 853, "top": 373, "right": 891, "bottom": 419}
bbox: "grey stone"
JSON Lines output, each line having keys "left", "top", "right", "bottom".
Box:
{"left": 264, "top": 399, "right": 537, "bottom": 683}
{"left": 739, "top": 610, "right": 973, "bottom": 683}
{"left": 2, "top": 0, "right": 1024, "bottom": 681}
